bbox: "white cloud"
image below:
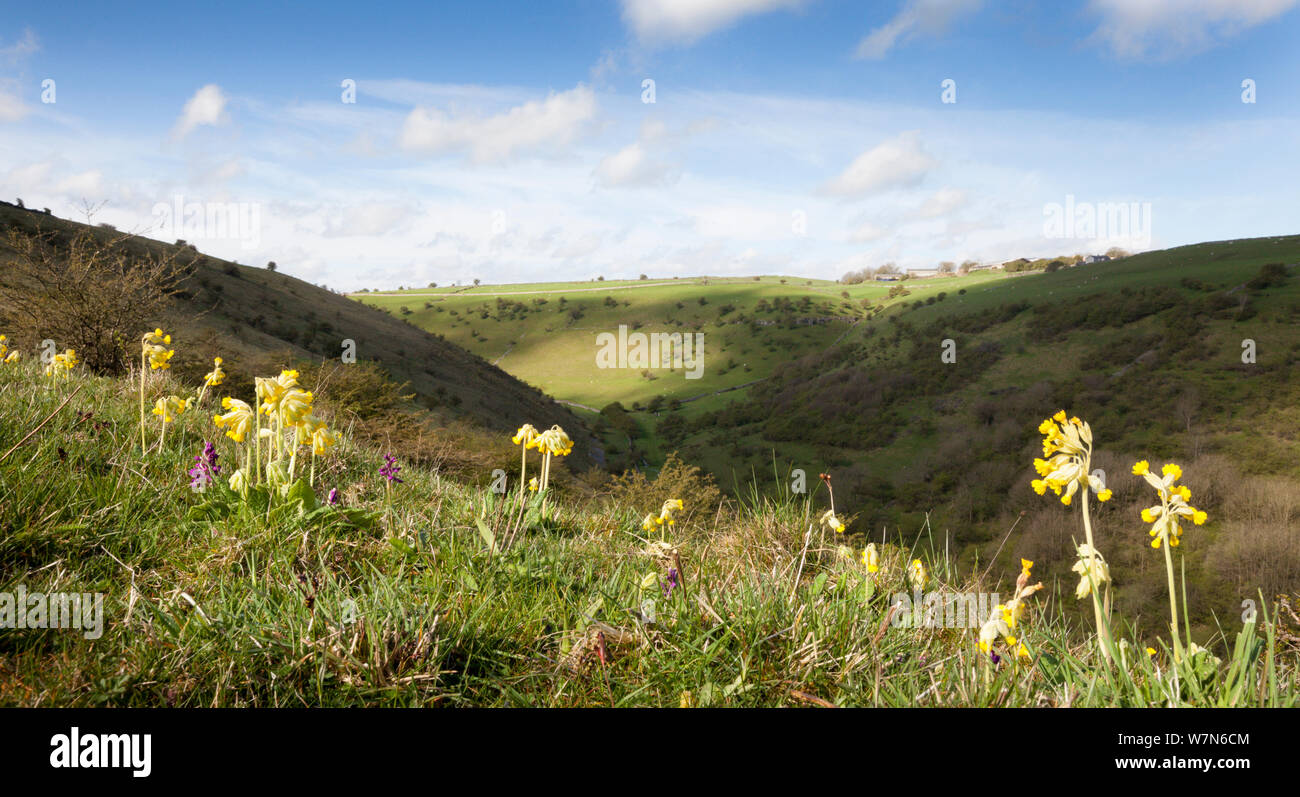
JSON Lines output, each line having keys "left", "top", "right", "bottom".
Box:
{"left": 399, "top": 85, "right": 597, "bottom": 163}
{"left": 622, "top": 0, "right": 804, "bottom": 43}
{"left": 594, "top": 142, "right": 678, "bottom": 187}
{"left": 820, "top": 131, "right": 937, "bottom": 197}
{"left": 1087, "top": 0, "right": 1298, "bottom": 59}
{"left": 4, "top": 161, "right": 53, "bottom": 191}
{"left": 915, "top": 186, "right": 967, "bottom": 218}
{"left": 855, "top": 0, "right": 981, "bottom": 59}
{"left": 593, "top": 117, "right": 695, "bottom": 188}
{"left": 0, "top": 28, "right": 39, "bottom": 64}
{"left": 847, "top": 220, "right": 889, "bottom": 242}
{"left": 317, "top": 203, "right": 417, "bottom": 238}
{"left": 0, "top": 83, "right": 29, "bottom": 122}
{"left": 172, "top": 84, "right": 229, "bottom": 140}
{"left": 55, "top": 170, "right": 104, "bottom": 196}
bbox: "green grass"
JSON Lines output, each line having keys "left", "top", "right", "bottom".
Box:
{"left": 1, "top": 360, "right": 1294, "bottom": 707}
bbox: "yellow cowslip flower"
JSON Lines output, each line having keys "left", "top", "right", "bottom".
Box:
{"left": 836, "top": 545, "right": 854, "bottom": 561}
{"left": 656, "top": 498, "right": 684, "bottom": 526}
{"left": 0, "top": 334, "right": 7, "bottom": 359}
{"left": 534, "top": 425, "right": 573, "bottom": 456}
{"left": 1020, "top": 558, "right": 1033, "bottom": 578}
{"left": 45, "top": 349, "right": 79, "bottom": 377}
{"left": 528, "top": 477, "right": 539, "bottom": 492}
{"left": 862, "top": 543, "right": 879, "bottom": 573}
{"left": 641, "top": 513, "right": 657, "bottom": 531}
{"left": 311, "top": 424, "right": 337, "bottom": 457}
{"left": 1146, "top": 647, "right": 1157, "bottom": 657}
{"left": 213, "top": 397, "right": 253, "bottom": 443}
{"left": 511, "top": 423, "right": 539, "bottom": 446}
{"left": 278, "top": 388, "right": 314, "bottom": 426}
{"left": 978, "top": 605, "right": 1010, "bottom": 654}
{"left": 909, "top": 559, "right": 927, "bottom": 590}
{"left": 3, "top": 350, "right": 18, "bottom": 363}
{"left": 151, "top": 395, "right": 192, "bottom": 423}
{"left": 1031, "top": 410, "right": 1109, "bottom": 505}
{"left": 256, "top": 370, "right": 299, "bottom": 414}
{"left": 228, "top": 468, "right": 249, "bottom": 494}
{"left": 203, "top": 357, "right": 225, "bottom": 387}
{"left": 1071, "top": 543, "right": 1110, "bottom": 599}
{"left": 141, "top": 329, "right": 174, "bottom": 370}
{"left": 819, "top": 509, "right": 846, "bottom": 533}
{"left": 1134, "top": 460, "right": 1206, "bottom": 549}
{"left": 1132, "top": 460, "right": 1150, "bottom": 476}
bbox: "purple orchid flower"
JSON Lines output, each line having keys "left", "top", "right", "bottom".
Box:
{"left": 188, "top": 441, "right": 222, "bottom": 492}
{"left": 379, "top": 454, "right": 403, "bottom": 484}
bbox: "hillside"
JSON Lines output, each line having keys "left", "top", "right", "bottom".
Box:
{"left": 0, "top": 202, "right": 593, "bottom": 465}
{"left": 360, "top": 236, "right": 1300, "bottom": 629}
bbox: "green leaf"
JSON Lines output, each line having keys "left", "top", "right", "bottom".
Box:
{"left": 285, "top": 478, "right": 317, "bottom": 513}
{"left": 810, "top": 572, "right": 828, "bottom": 597}
{"left": 476, "top": 518, "right": 497, "bottom": 553}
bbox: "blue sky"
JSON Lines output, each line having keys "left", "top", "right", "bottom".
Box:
{"left": 2, "top": 0, "right": 1298, "bottom": 289}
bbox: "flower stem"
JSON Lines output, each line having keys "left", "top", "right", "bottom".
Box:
{"left": 1161, "top": 495, "right": 1184, "bottom": 663}
{"left": 139, "top": 354, "right": 146, "bottom": 455}
{"left": 1080, "top": 492, "right": 1114, "bottom": 663}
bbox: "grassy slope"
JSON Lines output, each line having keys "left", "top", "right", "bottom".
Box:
{"left": 1, "top": 361, "right": 1293, "bottom": 707}
{"left": 360, "top": 236, "right": 1300, "bottom": 633}
{"left": 0, "top": 203, "right": 592, "bottom": 464}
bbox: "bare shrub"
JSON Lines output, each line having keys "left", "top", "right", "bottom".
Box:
{"left": 0, "top": 227, "right": 187, "bottom": 374}
{"left": 605, "top": 452, "right": 724, "bottom": 532}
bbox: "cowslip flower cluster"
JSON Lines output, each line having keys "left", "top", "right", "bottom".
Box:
{"left": 151, "top": 394, "right": 192, "bottom": 447}
{"left": 44, "top": 348, "right": 78, "bottom": 378}
{"left": 1030, "top": 409, "right": 1114, "bottom": 660}
{"left": 525, "top": 424, "right": 572, "bottom": 491}
{"left": 1031, "top": 411, "right": 1112, "bottom": 505}
{"left": 511, "top": 424, "right": 539, "bottom": 496}
{"left": 211, "top": 367, "right": 339, "bottom": 495}
{"left": 819, "top": 509, "right": 846, "bottom": 534}
{"left": 861, "top": 543, "right": 880, "bottom": 573}
{"left": 139, "top": 328, "right": 174, "bottom": 453}
{"left": 1071, "top": 543, "right": 1110, "bottom": 600}
{"left": 1133, "top": 461, "right": 1207, "bottom": 550}
{"left": 979, "top": 562, "right": 1044, "bottom": 663}
{"left": 141, "top": 329, "right": 174, "bottom": 370}
{"left": 195, "top": 356, "right": 225, "bottom": 407}
{"left": 249, "top": 369, "right": 336, "bottom": 486}
{"left": 0, "top": 334, "right": 17, "bottom": 364}
{"left": 1134, "top": 460, "right": 1208, "bottom": 661}
{"left": 641, "top": 499, "right": 684, "bottom": 531}
{"left": 908, "top": 559, "right": 927, "bottom": 590}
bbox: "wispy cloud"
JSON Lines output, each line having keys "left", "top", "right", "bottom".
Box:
{"left": 621, "top": 0, "right": 805, "bottom": 44}
{"left": 855, "top": 0, "right": 981, "bottom": 59}
{"left": 0, "top": 28, "right": 39, "bottom": 65}
{"left": 819, "top": 131, "right": 937, "bottom": 197}
{"left": 1087, "top": 0, "right": 1299, "bottom": 59}
{"left": 399, "top": 84, "right": 598, "bottom": 163}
